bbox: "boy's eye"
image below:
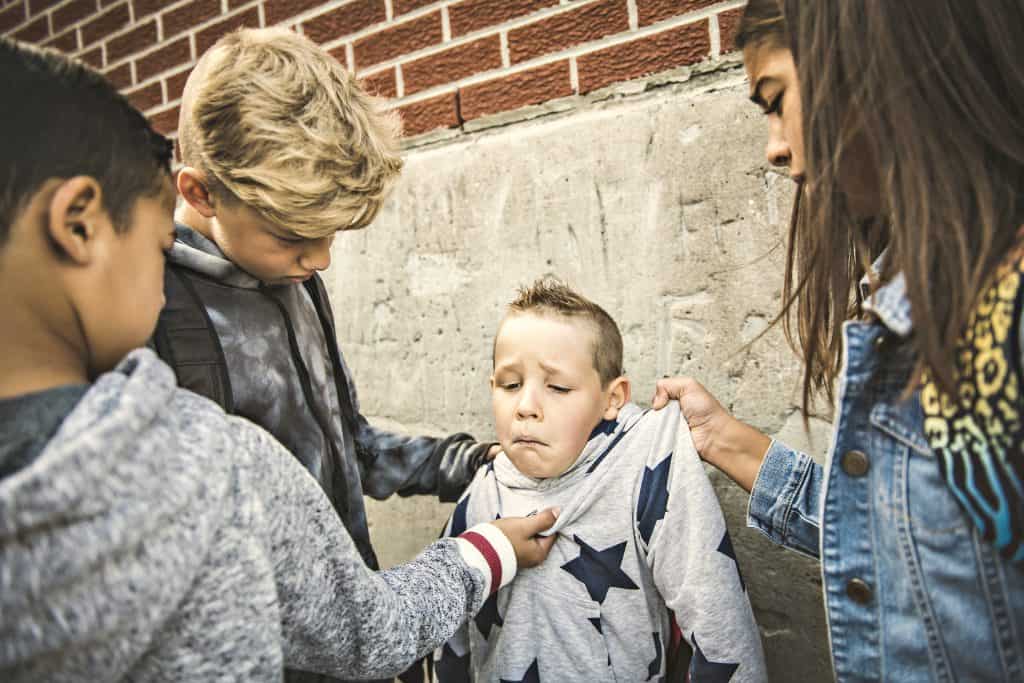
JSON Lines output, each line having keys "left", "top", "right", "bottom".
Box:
{"left": 549, "top": 385, "right": 570, "bottom": 394}
{"left": 765, "top": 92, "right": 783, "bottom": 116}
{"left": 501, "top": 382, "right": 520, "bottom": 391}
{"left": 273, "top": 233, "right": 303, "bottom": 245}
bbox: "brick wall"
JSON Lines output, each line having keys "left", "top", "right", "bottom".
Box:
{"left": 2, "top": 0, "right": 743, "bottom": 140}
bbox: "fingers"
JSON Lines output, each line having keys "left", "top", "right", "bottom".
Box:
{"left": 519, "top": 526, "right": 558, "bottom": 567}
{"left": 651, "top": 383, "right": 669, "bottom": 410}
{"left": 651, "top": 377, "right": 694, "bottom": 407}
{"left": 524, "top": 507, "right": 559, "bottom": 535}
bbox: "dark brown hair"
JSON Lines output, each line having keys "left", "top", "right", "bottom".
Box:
{"left": 504, "top": 277, "right": 624, "bottom": 386}
{"left": 734, "top": 0, "right": 787, "bottom": 51}
{"left": 774, "top": 0, "right": 1024, "bottom": 411}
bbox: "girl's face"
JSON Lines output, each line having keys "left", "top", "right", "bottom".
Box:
{"left": 743, "top": 42, "right": 881, "bottom": 217}
{"left": 744, "top": 44, "right": 804, "bottom": 183}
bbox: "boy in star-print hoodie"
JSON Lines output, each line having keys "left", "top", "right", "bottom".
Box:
{"left": 434, "top": 279, "right": 767, "bottom": 682}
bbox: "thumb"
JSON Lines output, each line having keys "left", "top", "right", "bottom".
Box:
{"left": 651, "top": 382, "right": 669, "bottom": 410}
{"left": 525, "top": 507, "right": 560, "bottom": 535}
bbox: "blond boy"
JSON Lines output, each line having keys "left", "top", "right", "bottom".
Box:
{"left": 154, "top": 27, "right": 498, "bottom": 682}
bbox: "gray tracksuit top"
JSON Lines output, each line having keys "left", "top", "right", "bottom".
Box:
{"left": 0, "top": 350, "right": 511, "bottom": 682}
{"left": 157, "top": 224, "right": 491, "bottom": 570}
{"left": 435, "top": 402, "right": 768, "bottom": 682}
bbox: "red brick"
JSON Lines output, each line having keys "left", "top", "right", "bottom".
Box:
{"left": 359, "top": 67, "right": 397, "bottom": 98}
{"left": 14, "top": 15, "right": 49, "bottom": 42}
{"left": 132, "top": 0, "right": 166, "bottom": 20}
{"left": 354, "top": 12, "right": 441, "bottom": 68}
{"left": 508, "top": 0, "right": 628, "bottom": 63}
{"left": 402, "top": 35, "right": 501, "bottom": 95}
{"left": 393, "top": 0, "right": 434, "bottom": 15}
{"left": 104, "top": 61, "right": 131, "bottom": 88}
{"left": 163, "top": 0, "right": 219, "bottom": 39}
{"left": 80, "top": 45, "right": 103, "bottom": 67}
{"left": 136, "top": 37, "right": 190, "bottom": 81}
{"left": 165, "top": 66, "right": 192, "bottom": 102}
{"left": 264, "top": 0, "right": 322, "bottom": 25}
{"left": 460, "top": 59, "right": 570, "bottom": 120}
{"left": 106, "top": 19, "right": 155, "bottom": 62}
{"left": 127, "top": 80, "right": 162, "bottom": 111}
{"left": 81, "top": 3, "right": 129, "bottom": 47}
{"left": 449, "top": 0, "right": 557, "bottom": 38}
{"left": 328, "top": 43, "right": 350, "bottom": 66}
{"left": 43, "top": 28, "right": 79, "bottom": 53}
{"left": 195, "top": 7, "right": 260, "bottom": 54}
{"left": 396, "top": 91, "right": 459, "bottom": 136}
{"left": 0, "top": 3, "right": 25, "bottom": 34}
{"left": 28, "top": 0, "right": 64, "bottom": 15}
{"left": 577, "top": 20, "right": 710, "bottom": 93}
{"left": 150, "top": 105, "right": 180, "bottom": 135}
{"left": 637, "top": 0, "right": 717, "bottom": 27}
{"left": 717, "top": 7, "right": 742, "bottom": 54}
{"left": 53, "top": 0, "right": 96, "bottom": 33}
{"left": 302, "top": 0, "right": 386, "bottom": 44}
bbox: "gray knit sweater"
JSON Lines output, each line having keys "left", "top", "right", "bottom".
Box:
{"left": 0, "top": 349, "right": 512, "bottom": 682}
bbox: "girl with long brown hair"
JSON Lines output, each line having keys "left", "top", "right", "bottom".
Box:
{"left": 655, "top": 0, "right": 1024, "bottom": 679}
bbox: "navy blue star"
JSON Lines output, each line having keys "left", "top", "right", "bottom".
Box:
{"left": 637, "top": 453, "right": 672, "bottom": 544}
{"left": 588, "top": 617, "right": 603, "bottom": 634}
{"left": 716, "top": 530, "right": 746, "bottom": 592}
{"left": 475, "top": 591, "right": 504, "bottom": 639}
{"left": 690, "top": 633, "right": 740, "bottom": 682}
{"left": 648, "top": 632, "right": 663, "bottom": 680}
{"left": 586, "top": 428, "right": 630, "bottom": 473}
{"left": 589, "top": 418, "right": 618, "bottom": 438}
{"left": 435, "top": 642, "right": 471, "bottom": 683}
{"left": 561, "top": 535, "right": 639, "bottom": 603}
{"left": 449, "top": 494, "right": 470, "bottom": 537}
{"left": 500, "top": 659, "right": 540, "bottom": 683}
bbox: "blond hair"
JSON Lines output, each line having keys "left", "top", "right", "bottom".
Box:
{"left": 506, "top": 277, "right": 624, "bottom": 386}
{"left": 178, "top": 27, "right": 403, "bottom": 238}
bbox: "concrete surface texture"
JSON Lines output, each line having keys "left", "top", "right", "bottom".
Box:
{"left": 325, "top": 65, "right": 834, "bottom": 681}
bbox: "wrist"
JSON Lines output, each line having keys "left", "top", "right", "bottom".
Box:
{"left": 705, "top": 415, "right": 771, "bottom": 493}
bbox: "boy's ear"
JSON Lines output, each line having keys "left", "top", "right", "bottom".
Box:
{"left": 603, "top": 376, "right": 631, "bottom": 420}
{"left": 46, "top": 176, "right": 109, "bottom": 265}
{"left": 176, "top": 167, "right": 216, "bottom": 218}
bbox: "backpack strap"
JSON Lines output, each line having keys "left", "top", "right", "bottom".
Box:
{"left": 152, "top": 265, "right": 235, "bottom": 413}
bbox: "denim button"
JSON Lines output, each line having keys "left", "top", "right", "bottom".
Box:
{"left": 846, "top": 578, "right": 873, "bottom": 604}
{"left": 841, "top": 450, "right": 870, "bottom": 477}
{"left": 874, "top": 334, "right": 886, "bottom": 349}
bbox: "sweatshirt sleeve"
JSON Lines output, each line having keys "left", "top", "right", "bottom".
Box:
{"left": 639, "top": 407, "right": 768, "bottom": 683}
{"left": 233, "top": 419, "right": 515, "bottom": 680}
{"left": 353, "top": 414, "right": 494, "bottom": 503}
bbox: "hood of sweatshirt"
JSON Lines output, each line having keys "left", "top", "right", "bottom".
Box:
{"left": 0, "top": 349, "right": 233, "bottom": 680}
{"left": 167, "top": 222, "right": 264, "bottom": 289}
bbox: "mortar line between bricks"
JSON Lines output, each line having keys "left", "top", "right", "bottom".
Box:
{"left": 352, "top": 0, "right": 741, "bottom": 79}
{"left": 710, "top": 13, "right": 721, "bottom": 59}
{"left": 382, "top": 1, "right": 745, "bottom": 110}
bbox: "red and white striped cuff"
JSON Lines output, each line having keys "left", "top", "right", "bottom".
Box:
{"left": 454, "top": 522, "right": 517, "bottom": 595}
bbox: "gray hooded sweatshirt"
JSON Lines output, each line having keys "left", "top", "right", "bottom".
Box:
{"left": 0, "top": 349, "right": 515, "bottom": 682}
{"left": 435, "top": 403, "right": 767, "bottom": 682}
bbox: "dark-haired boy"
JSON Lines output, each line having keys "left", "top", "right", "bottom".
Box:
{"left": 435, "top": 280, "right": 767, "bottom": 682}
{"left": 0, "top": 38, "right": 555, "bottom": 682}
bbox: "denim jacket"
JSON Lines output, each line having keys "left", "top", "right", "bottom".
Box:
{"left": 748, "top": 271, "right": 1024, "bottom": 681}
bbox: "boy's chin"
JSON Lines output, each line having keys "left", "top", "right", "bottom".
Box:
{"left": 504, "top": 445, "right": 574, "bottom": 479}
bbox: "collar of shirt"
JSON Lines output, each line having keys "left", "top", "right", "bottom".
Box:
{"left": 859, "top": 249, "right": 913, "bottom": 337}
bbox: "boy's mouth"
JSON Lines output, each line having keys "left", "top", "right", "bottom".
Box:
{"left": 513, "top": 436, "right": 548, "bottom": 447}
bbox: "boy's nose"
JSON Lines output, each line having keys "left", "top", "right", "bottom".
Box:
{"left": 300, "top": 237, "right": 332, "bottom": 271}
{"left": 515, "top": 390, "right": 542, "bottom": 420}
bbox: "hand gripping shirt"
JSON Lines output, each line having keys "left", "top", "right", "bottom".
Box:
{"left": 435, "top": 402, "right": 767, "bottom": 682}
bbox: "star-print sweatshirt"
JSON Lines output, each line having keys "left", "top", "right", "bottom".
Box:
{"left": 434, "top": 402, "right": 767, "bottom": 683}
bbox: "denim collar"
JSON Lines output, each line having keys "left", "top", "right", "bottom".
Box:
{"left": 859, "top": 250, "right": 913, "bottom": 337}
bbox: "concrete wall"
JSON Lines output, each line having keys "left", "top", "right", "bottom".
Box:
{"left": 326, "top": 63, "right": 833, "bottom": 681}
